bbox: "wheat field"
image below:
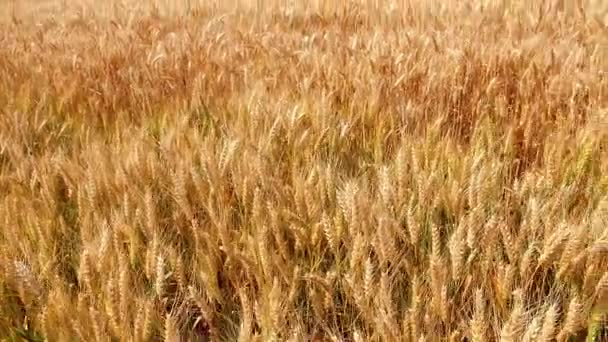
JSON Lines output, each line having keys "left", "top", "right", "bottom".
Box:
{"left": 0, "top": 0, "right": 607, "bottom": 341}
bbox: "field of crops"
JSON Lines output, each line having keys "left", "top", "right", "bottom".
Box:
{"left": 1, "top": 0, "right": 607, "bottom": 340}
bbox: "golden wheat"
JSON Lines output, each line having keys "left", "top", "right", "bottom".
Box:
{"left": 0, "top": 0, "right": 607, "bottom": 340}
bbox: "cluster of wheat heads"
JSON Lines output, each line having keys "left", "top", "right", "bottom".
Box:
{"left": 1, "top": 0, "right": 607, "bottom": 340}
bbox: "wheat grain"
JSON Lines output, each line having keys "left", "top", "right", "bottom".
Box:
{"left": 558, "top": 295, "right": 585, "bottom": 341}
{"left": 540, "top": 302, "right": 560, "bottom": 342}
